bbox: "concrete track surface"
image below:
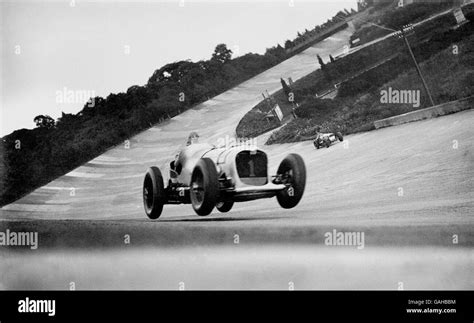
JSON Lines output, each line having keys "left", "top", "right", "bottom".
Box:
{"left": 1, "top": 23, "right": 473, "bottom": 290}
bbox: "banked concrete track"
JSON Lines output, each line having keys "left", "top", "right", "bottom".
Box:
{"left": 1, "top": 26, "right": 354, "bottom": 219}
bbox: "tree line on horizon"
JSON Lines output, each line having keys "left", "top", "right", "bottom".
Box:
{"left": 284, "top": 8, "right": 358, "bottom": 50}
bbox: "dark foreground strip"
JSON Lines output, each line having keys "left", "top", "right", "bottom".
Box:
{"left": 1, "top": 220, "right": 473, "bottom": 248}
{"left": 0, "top": 291, "right": 472, "bottom": 322}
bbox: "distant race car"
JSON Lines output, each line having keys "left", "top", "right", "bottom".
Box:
{"left": 313, "top": 132, "right": 343, "bottom": 149}
{"left": 142, "top": 135, "right": 306, "bottom": 219}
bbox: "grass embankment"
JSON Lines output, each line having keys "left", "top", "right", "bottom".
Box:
{"left": 237, "top": 3, "right": 459, "bottom": 140}
{"left": 236, "top": 27, "right": 404, "bottom": 139}
{"left": 266, "top": 22, "right": 473, "bottom": 144}
{"left": 237, "top": 3, "right": 472, "bottom": 145}
{"left": 349, "top": 1, "right": 456, "bottom": 47}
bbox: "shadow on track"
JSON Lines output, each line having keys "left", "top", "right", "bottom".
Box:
{"left": 156, "top": 215, "right": 285, "bottom": 223}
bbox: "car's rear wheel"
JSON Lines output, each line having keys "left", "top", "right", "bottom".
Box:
{"left": 216, "top": 201, "right": 234, "bottom": 213}
{"left": 314, "top": 140, "right": 320, "bottom": 149}
{"left": 276, "top": 154, "right": 306, "bottom": 209}
{"left": 143, "top": 166, "right": 166, "bottom": 219}
{"left": 190, "top": 158, "right": 219, "bottom": 216}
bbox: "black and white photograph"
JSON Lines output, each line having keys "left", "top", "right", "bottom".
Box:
{"left": 0, "top": 0, "right": 473, "bottom": 320}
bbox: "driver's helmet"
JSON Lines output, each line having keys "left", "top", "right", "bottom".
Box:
{"left": 186, "top": 131, "right": 199, "bottom": 146}
{"left": 315, "top": 126, "right": 322, "bottom": 138}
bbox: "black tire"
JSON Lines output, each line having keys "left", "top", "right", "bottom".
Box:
{"left": 314, "top": 140, "right": 320, "bottom": 149}
{"left": 276, "top": 154, "right": 306, "bottom": 209}
{"left": 326, "top": 140, "right": 331, "bottom": 148}
{"left": 216, "top": 201, "right": 234, "bottom": 213}
{"left": 335, "top": 132, "right": 343, "bottom": 142}
{"left": 190, "top": 158, "right": 219, "bottom": 216}
{"left": 143, "top": 166, "right": 166, "bottom": 219}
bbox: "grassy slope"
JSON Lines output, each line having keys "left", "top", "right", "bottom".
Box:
{"left": 266, "top": 28, "right": 474, "bottom": 144}
{"left": 350, "top": 1, "right": 455, "bottom": 47}
{"left": 236, "top": 32, "right": 402, "bottom": 139}
{"left": 237, "top": 2, "right": 468, "bottom": 144}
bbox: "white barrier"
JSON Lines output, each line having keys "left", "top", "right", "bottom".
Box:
{"left": 373, "top": 96, "right": 474, "bottom": 129}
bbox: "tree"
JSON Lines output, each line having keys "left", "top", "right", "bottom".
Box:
{"left": 317, "top": 54, "right": 326, "bottom": 69}
{"left": 33, "top": 115, "right": 55, "bottom": 129}
{"left": 211, "top": 44, "right": 232, "bottom": 64}
{"left": 147, "top": 61, "right": 194, "bottom": 85}
{"left": 280, "top": 78, "right": 293, "bottom": 102}
{"left": 335, "top": 11, "right": 346, "bottom": 20}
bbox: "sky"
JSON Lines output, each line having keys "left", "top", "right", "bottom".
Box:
{"left": 1, "top": 0, "right": 357, "bottom": 136}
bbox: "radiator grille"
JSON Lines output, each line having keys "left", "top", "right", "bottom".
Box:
{"left": 235, "top": 151, "right": 267, "bottom": 186}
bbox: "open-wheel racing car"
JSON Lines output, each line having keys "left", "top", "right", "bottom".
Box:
{"left": 313, "top": 132, "right": 343, "bottom": 149}
{"left": 142, "top": 139, "right": 306, "bottom": 219}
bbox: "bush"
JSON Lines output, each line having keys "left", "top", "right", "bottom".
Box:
{"left": 294, "top": 98, "right": 341, "bottom": 119}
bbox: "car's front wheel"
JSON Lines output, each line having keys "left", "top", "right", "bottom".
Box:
{"left": 276, "top": 154, "right": 306, "bottom": 209}
{"left": 143, "top": 166, "right": 166, "bottom": 219}
{"left": 190, "top": 158, "right": 219, "bottom": 216}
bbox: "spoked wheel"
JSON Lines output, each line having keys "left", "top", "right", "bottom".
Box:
{"left": 143, "top": 166, "right": 166, "bottom": 219}
{"left": 216, "top": 201, "right": 234, "bottom": 213}
{"left": 276, "top": 154, "right": 306, "bottom": 209}
{"left": 190, "top": 158, "right": 219, "bottom": 216}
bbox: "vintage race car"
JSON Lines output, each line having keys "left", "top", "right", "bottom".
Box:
{"left": 142, "top": 142, "right": 306, "bottom": 219}
{"left": 313, "top": 132, "right": 343, "bottom": 149}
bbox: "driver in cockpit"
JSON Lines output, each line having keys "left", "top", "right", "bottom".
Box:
{"left": 169, "top": 132, "right": 214, "bottom": 184}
